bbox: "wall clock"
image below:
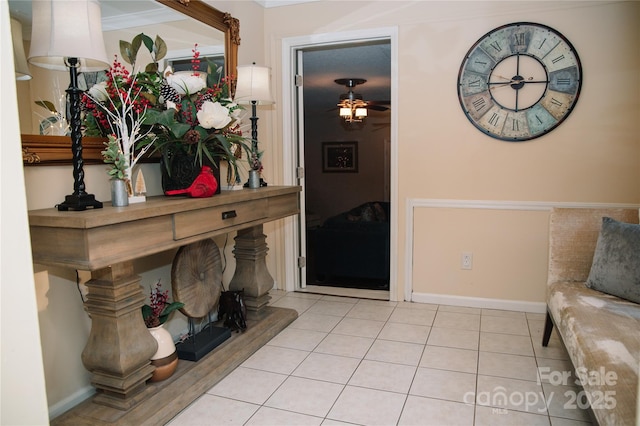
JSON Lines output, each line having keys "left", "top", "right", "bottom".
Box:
{"left": 457, "top": 22, "right": 582, "bottom": 141}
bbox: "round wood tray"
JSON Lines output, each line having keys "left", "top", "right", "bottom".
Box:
{"left": 171, "top": 239, "right": 223, "bottom": 318}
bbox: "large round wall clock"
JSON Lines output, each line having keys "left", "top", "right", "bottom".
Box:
{"left": 457, "top": 22, "right": 582, "bottom": 141}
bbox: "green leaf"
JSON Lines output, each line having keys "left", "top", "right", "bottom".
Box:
{"left": 131, "top": 34, "right": 144, "bottom": 56}
{"left": 143, "top": 109, "right": 175, "bottom": 127}
{"left": 138, "top": 91, "right": 157, "bottom": 104}
{"left": 35, "top": 100, "right": 57, "bottom": 113}
{"left": 154, "top": 35, "right": 167, "bottom": 61}
{"left": 158, "top": 302, "right": 184, "bottom": 325}
{"left": 141, "top": 304, "right": 153, "bottom": 321}
{"left": 119, "top": 40, "right": 134, "bottom": 65}
{"left": 145, "top": 63, "right": 159, "bottom": 73}
{"left": 139, "top": 33, "right": 154, "bottom": 54}
{"left": 38, "top": 117, "right": 59, "bottom": 135}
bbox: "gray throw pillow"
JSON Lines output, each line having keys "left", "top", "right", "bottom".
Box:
{"left": 586, "top": 217, "right": 640, "bottom": 303}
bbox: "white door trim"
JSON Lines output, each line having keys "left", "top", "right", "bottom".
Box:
{"left": 281, "top": 27, "right": 399, "bottom": 300}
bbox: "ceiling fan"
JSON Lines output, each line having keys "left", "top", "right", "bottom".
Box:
{"left": 335, "top": 78, "right": 389, "bottom": 123}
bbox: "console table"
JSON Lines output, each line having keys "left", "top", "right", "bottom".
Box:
{"left": 29, "top": 186, "right": 300, "bottom": 416}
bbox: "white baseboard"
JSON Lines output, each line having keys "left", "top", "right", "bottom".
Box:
{"left": 411, "top": 292, "right": 546, "bottom": 313}
{"left": 48, "top": 385, "right": 95, "bottom": 421}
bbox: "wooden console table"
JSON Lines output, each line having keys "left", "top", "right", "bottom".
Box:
{"left": 29, "top": 186, "right": 300, "bottom": 414}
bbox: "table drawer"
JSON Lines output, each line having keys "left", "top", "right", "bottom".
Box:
{"left": 173, "top": 199, "right": 268, "bottom": 240}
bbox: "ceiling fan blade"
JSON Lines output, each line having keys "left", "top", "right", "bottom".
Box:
{"left": 367, "top": 100, "right": 391, "bottom": 106}
{"left": 368, "top": 105, "right": 389, "bottom": 111}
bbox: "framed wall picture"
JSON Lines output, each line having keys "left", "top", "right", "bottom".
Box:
{"left": 322, "top": 141, "right": 358, "bottom": 172}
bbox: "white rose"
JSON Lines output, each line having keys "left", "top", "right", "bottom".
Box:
{"left": 88, "top": 81, "right": 108, "bottom": 102}
{"left": 197, "top": 101, "right": 232, "bottom": 130}
{"left": 166, "top": 72, "right": 206, "bottom": 95}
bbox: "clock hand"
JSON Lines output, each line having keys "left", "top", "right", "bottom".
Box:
{"left": 491, "top": 74, "right": 515, "bottom": 82}
{"left": 488, "top": 81, "right": 515, "bottom": 91}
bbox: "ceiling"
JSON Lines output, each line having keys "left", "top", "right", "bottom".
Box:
{"left": 302, "top": 41, "right": 391, "bottom": 116}
{"left": 8, "top": 0, "right": 183, "bottom": 35}
{"left": 8, "top": 0, "right": 320, "bottom": 31}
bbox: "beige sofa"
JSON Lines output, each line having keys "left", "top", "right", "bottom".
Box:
{"left": 543, "top": 208, "right": 640, "bottom": 426}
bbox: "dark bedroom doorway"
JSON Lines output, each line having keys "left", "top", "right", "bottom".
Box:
{"left": 297, "top": 40, "right": 391, "bottom": 292}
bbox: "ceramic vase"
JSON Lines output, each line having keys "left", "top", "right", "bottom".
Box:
{"left": 110, "top": 179, "right": 129, "bottom": 207}
{"left": 148, "top": 324, "right": 178, "bottom": 382}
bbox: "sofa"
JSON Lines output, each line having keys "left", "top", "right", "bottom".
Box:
{"left": 312, "top": 201, "right": 390, "bottom": 284}
{"left": 543, "top": 208, "right": 640, "bottom": 426}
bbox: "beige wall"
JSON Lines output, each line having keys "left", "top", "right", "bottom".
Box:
{"left": 412, "top": 205, "right": 550, "bottom": 305}
{"left": 9, "top": 0, "right": 640, "bottom": 419}
{"left": 263, "top": 0, "right": 640, "bottom": 303}
{"left": 305, "top": 115, "right": 390, "bottom": 222}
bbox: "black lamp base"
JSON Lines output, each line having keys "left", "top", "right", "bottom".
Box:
{"left": 243, "top": 178, "right": 268, "bottom": 188}
{"left": 57, "top": 193, "right": 103, "bottom": 211}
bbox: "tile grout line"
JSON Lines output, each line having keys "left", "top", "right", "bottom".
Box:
{"left": 174, "top": 293, "right": 591, "bottom": 425}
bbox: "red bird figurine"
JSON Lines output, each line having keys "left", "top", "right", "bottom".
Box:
{"left": 165, "top": 166, "right": 218, "bottom": 198}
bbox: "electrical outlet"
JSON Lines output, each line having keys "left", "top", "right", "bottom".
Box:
{"left": 462, "top": 252, "right": 473, "bottom": 270}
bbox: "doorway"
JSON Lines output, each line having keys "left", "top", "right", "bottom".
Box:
{"left": 282, "top": 29, "right": 397, "bottom": 300}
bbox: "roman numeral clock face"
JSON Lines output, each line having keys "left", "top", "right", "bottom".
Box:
{"left": 458, "top": 22, "right": 582, "bottom": 141}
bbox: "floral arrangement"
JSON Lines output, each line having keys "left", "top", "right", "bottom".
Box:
{"left": 147, "top": 45, "right": 251, "bottom": 185}
{"left": 142, "top": 280, "right": 184, "bottom": 328}
{"left": 82, "top": 33, "right": 252, "bottom": 186}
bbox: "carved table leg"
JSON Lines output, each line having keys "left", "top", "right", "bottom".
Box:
{"left": 229, "top": 225, "right": 273, "bottom": 317}
{"left": 81, "top": 261, "right": 158, "bottom": 410}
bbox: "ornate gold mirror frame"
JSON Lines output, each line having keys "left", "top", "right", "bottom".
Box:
{"left": 21, "top": 0, "right": 240, "bottom": 166}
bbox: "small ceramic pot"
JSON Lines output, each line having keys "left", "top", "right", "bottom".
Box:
{"left": 148, "top": 325, "right": 178, "bottom": 382}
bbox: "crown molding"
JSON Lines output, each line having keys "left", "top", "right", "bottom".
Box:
{"left": 253, "top": 0, "right": 320, "bottom": 8}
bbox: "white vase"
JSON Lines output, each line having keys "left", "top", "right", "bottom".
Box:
{"left": 148, "top": 324, "right": 178, "bottom": 382}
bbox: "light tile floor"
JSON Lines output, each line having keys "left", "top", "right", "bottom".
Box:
{"left": 168, "top": 291, "right": 594, "bottom": 426}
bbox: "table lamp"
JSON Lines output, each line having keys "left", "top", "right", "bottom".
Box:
{"left": 28, "top": 0, "right": 109, "bottom": 211}
{"left": 234, "top": 63, "right": 274, "bottom": 188}
{"left": 11, "top": 18, "right": 31, "bottom": 81}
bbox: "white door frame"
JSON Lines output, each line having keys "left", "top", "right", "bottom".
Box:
{"left": 280, "top": 27, "right": 399, "bottom": 301}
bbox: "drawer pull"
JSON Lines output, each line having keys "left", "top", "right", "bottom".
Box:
{"left": 222, "top": 210, "right": 237, "bottom": 220}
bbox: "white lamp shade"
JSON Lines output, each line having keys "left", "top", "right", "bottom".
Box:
{"left": 11, "top": 18, "right": 31, "bottom": 80}
{"left": 235, "top": 64, "right": 274, "bottom": 105}
{"left": 28, "top": 0, "right": 109, "bottom": 72}
{"left": 339, "top": 107, "right": 351, "bottom": 117}
{"left": 355, "top": 107, "right": 368, "bottom": 118}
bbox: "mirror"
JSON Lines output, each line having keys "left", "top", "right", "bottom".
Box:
{"left": 18, "top": 0, "right": 240, "bottom": 166}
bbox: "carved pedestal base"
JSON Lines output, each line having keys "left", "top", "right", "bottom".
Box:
{"left": 229, "top": 225, "right": 273, "bottom": 316}
{"left": 81, "top": 262, "right": 158, "bottom": 410}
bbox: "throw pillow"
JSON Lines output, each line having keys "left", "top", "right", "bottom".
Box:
{"left": 586, "top": 217, "right": 640, "bottom": 303}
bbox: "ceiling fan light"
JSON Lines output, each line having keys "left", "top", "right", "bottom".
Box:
{"left": 355, "top": 108, "right": 367, "bottom": 118}
{"left": 339, "top": 107, "right": 351, "bottom": 117}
